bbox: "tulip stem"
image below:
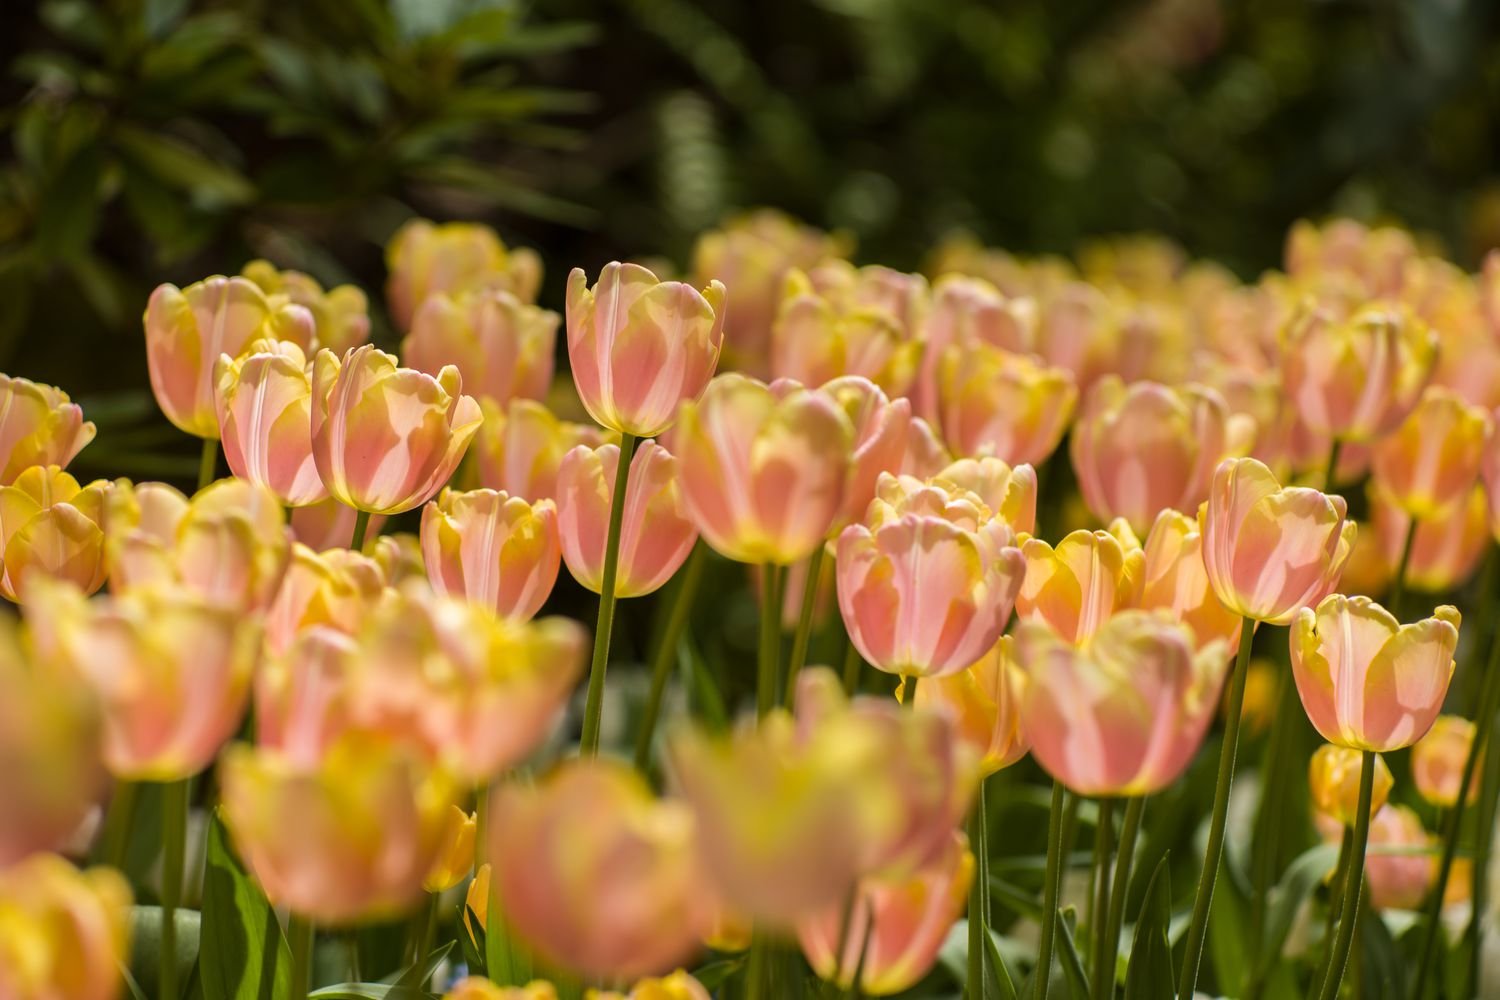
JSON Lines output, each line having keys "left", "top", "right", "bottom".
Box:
{"left": 580, "top": 432, "right": 640, "bottom": 755}
{"left": 1097, "top": 796, "right": 1145, "bottom": 1000}
{"left": 1088, "top": 798, "right": 1115, "bottom": 990}
{"left": 1250, "top": 665, "right": 1299, "bottom": 948}
{"left": 1315, "top": 826, "right": 1354, "bottom": 990}
{"left": 784, "top": 543, "right": 827, "bottom": 711}
{"left": 968, "top": 781, "right": 991, "bottom": 998}
{"left": 98, "top": 779, "right": 139, "bottom": 869}
{"left": 197, "top": 437, "right": 217, "bottom": 491}
{"left": 289, "top": 913, "right": 315, "bottom": 1000}
{"left": 160, "top": 778, "right": 188, "bottom": 1000}
{"left": 1318, "top": 750, "right": 1376, "bottom": 1000}
{"left": 1322, "top": 438, "right": 1342, "bottom": 493}
{"left": 757, "top": 563, "right": 783, "bottom": 717}
{"left": 1035, "top": 780, "right": 1067, "bottom": 1000}
{"left": 1465, "top": 721, "right": 1500, "bottom": 998}
{"left": 1177, "top": 617, "right": 1256, "bottom": 1000}
{"left": 408, "top": 893, "right": 436, "bottom": 987}
{"left": 1390, "top": 517, "right": 1416, "bottom": 617}
{"left": 633, "top": 544, "right": 706, "bottom": 772}
{"left": 349, "top": 508, "right": 371, "bottom": 551}
{"left": 841, "top": 640, "right": 863, "bottom": 695}
{"left": 746, "top": 932, "right": 769, "bottom": 1000}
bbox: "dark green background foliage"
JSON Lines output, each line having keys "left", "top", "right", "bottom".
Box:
{"left": 3, "top": 0, "right": 1499, "bottom": 471}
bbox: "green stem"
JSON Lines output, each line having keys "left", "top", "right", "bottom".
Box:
{"left": 98, "top": 779, "right": 138, "bottom": 869}
{"left": 757, "top": 563, "right": 783, "bottom": 718}
{"left": 841, "top": 640, "right": 863, "bottom": 695}
{"left": 1177, "top": 617, "right": 1256, "bottom": 1000}
{"left": 1098, "top": 797, "right": 1145, "bottom": 1000}
{"left": 1251, "top": 666, "right": 1299, "bottom": 948}
{"left": 409, "top": 893, "right": 437, "bottom": 987}
{"left": 1035, "top": 780, "right": 1067, "bottom": 1000}
{"left": 1088, "top": 799, "right": 1116, "bottom": 991}
{"left": 160, "top": 779, "right": 188, "bottom": 1000}
{"left": 968, "top": 785, "right": 989, "bottom": 998}
{"left": 784, "top": 543, "right": 827, "bottom": 710}
{"left": 746, "top": 932, "right": 769, "bottom": 1000}
{"left": 1466, "top": 702, "right": 1500, "bottom": 997}
{"left": 1318, "top": 751, "right": 1377, "bottom": 1000}
{"left": 1315, "top": 826, "right": 1354, "bottom": 991}
{"left": 197, "top": 436, "right": 218, "bottom": 491}
{"left": 289, "top": 914, "right": 315, "bottom": 1000}
{"left": 633, "top": 544, "right": 706, "bottom": 772}
{"left": 1389, "top": 517, "right": 1416, "bottom": 617}
{"left": 1322, "top": 438, "right": 1343, "bottom": 493}
{"left": 580, "top": 432, "right": 640, "bottom": 755}
{"left": 349, "top": 508, "right": 371, "bottom": 551}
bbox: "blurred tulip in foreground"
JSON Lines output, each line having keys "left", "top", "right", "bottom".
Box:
{"left": 914, "top": 636, "right": 1029, "bottom": 775}
{"left": 214, "top": 339, "right": 328, "bottom": 507}
{"left": 1015, "top": 528, "right": 1143, "bottom": 644}
{"left": 936, "top": 342, "right": 1076, "bottom": 466}
{"left": 420, "top": 488, "right": 560, "bottom": 620}
{"left": 0, "top": 374, "right": 95, "bottom": 484}
{"left": 386, "top": 219, "right": 541, "bottom": 330}
{"left": 1411, "top": 715, "right": 1480, "bottom": 808}
{"left": 1371, "top": 387, "right": 1490, "bottom": 518}
{"left": 1309, "top": 743, "right": 1393, "bottom": 826}
{"left": 264, "top": 543, "right": 387, "bottom": 656}
{"left": 444, "top": 979, "right": 557, "bottom": 1000}
{"left": 468, "top": 397, "right": 615, "bottom": 502}
{"left": 401, "top": 289, "right": 557, "bottom": 407}
{"left": 0, "top": 465, "right": 109, "bottom": 602}
{"left": 586, "top": 971, "right": 712, "bottom": 1000}
{"left": 0, "top": 854, "right": 131, "bottom": 1000}
{"left": 424, "top": 804, "right": 477, "bottom": 893}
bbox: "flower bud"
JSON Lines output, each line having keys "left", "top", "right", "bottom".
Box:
{"left": 936, "top": 343, "right": 1076, "bottom": 466}
{"left": 0, "top": 465, "right": 109, "bottom": 602}
{"left": 0, "top": 855, "right": 131, "bottom": 1000}
{"left": 420, "top": 488, "right": 561, "bottom": 620}
{"left": 214, "top": 339, "right": 328, "bottom": 507}
{"left": 0, "top": 374, "right": 95, "bottom": 484}
{"left": 1410, "top": 715, "right": 1480, "bottom": 808}
{"left": 1308, "top": 743, "right": 1393, "bottom": 826}
{"left": 386, "top": 219, "right": 541, "bottom": 330}
{"left": 402, "top": 289, "right": 557, "bottom": 407}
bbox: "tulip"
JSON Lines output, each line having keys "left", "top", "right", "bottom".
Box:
{"left": 798, "top": 833, "right": 973, "bottom": 996}
{"left": 1070, "top": 377, "right": 1249, "bottom": 532}
{"left": 241, "top": 259, "right": 370, "bottom": 356}
{"left": 556, "top": 441, "right": 696, "bottom": 597}
{"left": 214, "top": 339, "right": 328, "bottom": 507}
{"left": 489, "top": 759, "right": 704, "bottom": 981}
{"left": 671, "top": 374, "right": 854, "bottom": 565}
{"left": 936, "top": 342, "right": 1077, "bottom": 466}
{"left": 0, "top": 854, "right": 131, "bottom": 1000}
{"left": 1371, "top": 387, "right": 1491, "bottom": 518}
{"left": 1410, "top": 715, "right": 1480, "bottom": 808}
{"left": 1362, "top": 805, "right": 1436, "bottom": 911}
{"left": 1279, "top": 301, "right": 1438, "bottom": 443}
{"left": 914, "top": 275, "right": 1035, "bottom": 422}
{"left": 145, "top": 275, "right": 314, "bottom": 438}
{"left": 420, "top": 488, "right": 561, "bottom": 620}
{"left": 370, "top": 532, "right": 425, "bottom": 584}
{"left": 913, "top": 636, "right": 1028, "bottom": 775}
{"left": 289, "top": 497, "right": 388, "bottom": 552}
{"left": 1014, "top": 528, "right": 1143, "bottom": 645}
{"left": 386, "top": 219, "right": 542, "bottom": 330}
{"left": 927, "top": 457, "right": 1036, "bottom": 534}
{"left": 565, "top": 262, "right": 726, "bottom": 438}
{"left": 468, "top": 397, "right": 615, "bottom": 502}
{"left": 444, "top": 979, "right": 557, "bottom": 1000}
{"left": 264, "top": 543, "right": 387, "bottom": 656}
{"left": 1285, "top": 219, "right": 1415, "bottom": 295}
{"left": 900, "top": 415, "right": 952, "bottom": 479}
{"left": 836, "top": 476, "right": 1024, "bottom": 678}
{"left": 1201, "top": 457, "right": 1355, "bottom": 625}
{"left": 0, "top": 373, "right": 96, "bottom": 484}
{"left": 401, "top": 289, "right": 557, "bottom": 406}
{"left": 310, "top": 345, "right": 483, "bottom": 515}
{"left": 1291, "top": 595, "right": 1459, "bottom": 752}
{"left": 28, "top": 580, "right": 261, "bottom": 781}
{"left": 1014, "top": 611, "right": 1230, "bottom": 796}
{"left": 1136, "top": 509, "right": 1243, "bottom": 649}
{"left": 804, "top": 261, "right": 926, "bottom": 339}
{"left": 822, "top": 376, "right": 912, "bottom": 530}
{"left": 1309, "top": 743, "right": 1393, "bottom": 826}
{"left": 1034, "top": 281, "right": 1118, "bottom": 390}
{"left": 220, "top": 733, "right": 459, "bottom": 924}
{"left": 0, "top": 465, "right": 109, "bottom": 601}
{"left": 424, "top": 804, "right": 477, "bottom": 892}
{"left": 1371, "top": 486, "right": 1489, "bottom": 594}
{"left": 587, "top": 971, "right": 713, "bottom": 1000}
{"left": 770, "top": 270, "right": 921, "bottom": 398}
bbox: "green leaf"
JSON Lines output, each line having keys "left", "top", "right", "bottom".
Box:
{"left": 128, "top": 905, "right": 201, "bottom": 997}
{"left": 34, "top": 148, "right": 103, "bottom": 261}
{"left": 308, "top": 987, "right": 433, "bottom": 1000}
{"left": 983, "top": 924, "right": 1020, "bottom": 1000}
{"left": 1208, "top": 855, "right": 1250, "bottom": 993}
{"left": 1054, "top": 907, "right": 1091, "bottom": 999}
{"left": 1124, "top": 855, "right": 1173, "bottom": 1000}
{"left": 199, "top": 809, "right": 291, "bottom": 1000}
{"left": 1247, "top": 842, "right": 1339, "bottom": 991}
{"left": 113, "top": 124, "right": 254, "bottom": 206}
{"left": 689, "top": 956, "right": 746, "bottom": 991}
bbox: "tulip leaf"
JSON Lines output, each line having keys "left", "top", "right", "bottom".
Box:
{"left": 1124, "top": 854, "right": 1173, "bottom": 1000}
{"left": 1054, "top": 906, "right": 1091, "bottom": 998}
{"left": 128, "top": 904, "right": 202, "bottom": 998}
{"left": 199, "top": 809, "right": 291, "bottom": 1000}
{"left": 389, "top": 942, "right": 453, "bottom": 989}
{"left": 689, "top": 956, "right": 746, "bottom": 990}
{"left": 1208, "top": 855, "right": 1251, "bottom": 993}
{"left": 983, "top": 925, "right": 1020, "bottom": 1000}
{"left": 1247, "top": 841, "right": 1339, "bottom": 991}
{"left": 308, "top": 987, "right": 434, "bottom": 1000}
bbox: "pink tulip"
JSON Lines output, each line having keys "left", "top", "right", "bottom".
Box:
{"left": 1371, "top": 486, "right": 1489, "bottom": 593}
{"left": 836, "top": 476, "right": 1024, "bottom": 678}
{"left": 1291, "top": 594, "right": 1459, "bottom": 752}
{"left": 386, "top": 219, "right": 541, "bottom": 330}
{"left": 1201, "top": 457, "right": 1354, "bottom": 625}
{"left": 0, "top": 854, "right": 132, "bottom": 1000}
{"left": 310, "top": 345, "right": 482, "bottom": 515}
{"left": 215, "top": 339, "right": 328, "bottom": 507}
{"left": 1371, "top": 387, "right": 1490, "bottom": 519}
{"left": 0, "top": 374, "right": 96, "bottom": 484}
{"left": 566, "top": 263, "right": 726, "bottom": 438}
{"left": 1015, "top": 611, "right": 1230, "bottom": 796}
{"left": 914, "top": 275, "right": 1035, "bottom": 422}
{"left": 936, "top": 342, "right": 1077, "bottom": 466}
{"left": 1410, "top": 715, "right": 1480, "bottom": 808}
{"left": 1137, "top": 509, "right": 1243, "bottom": 649}
{"left": 670, "top": 374, "right": 854, "bottom": 565}
{"left": 468, "top": 397, "right": 615, "bottom": 502}
{"left": 1362, "top": 805, "right": 1436, "bottom": 911}
{"left": 0, "top": 465, "right": 110, "bottom": 602}
{"left": 821, "top": 376, "right": 912, "bottom": 528}
{"left": 928, "top": 457, "right": 1036, "bottom": 534}
{"left": 1034, "top": 281, "right": 1118, "bottom": 390}
{"left": 263, "top": 543, "right": 387, "bottom": 656}
{"left": 1309, "top": 744, "right": 1393, "bottom": 826}
{"left": 900, "top": 416, "right": 952, "bottom": 479}
{"left": 289, "top": 497, "right": 388, "bottom": 551}
{"left": 401, "top": 289, "right": 557, "bottom": 406}
{"left": 241, "top": 259, "right": 371, "bottom": 356}
{"left": 556, "top": 441, "right": 696, "bottom": 598}
{"left": 1015, "top": 528, "right": 1143, "bottom": 645}
{"left": 913, "top": 636, "right": 1029, "bottom": 775}
{"left": 770, "top": 271, "right": 921, "bottom": 398}
{"left": 420, "top": 487, "right": 561, "bottom": 620}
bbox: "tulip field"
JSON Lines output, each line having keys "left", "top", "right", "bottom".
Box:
{"left": 3, "top": 212, "right": 1500, "bottom": 1000}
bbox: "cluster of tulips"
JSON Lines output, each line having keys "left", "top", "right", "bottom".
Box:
{"left": 3, "top": 209, "right": 1500, "bottom": 1000}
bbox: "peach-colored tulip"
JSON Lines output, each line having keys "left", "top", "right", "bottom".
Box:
{"left": 264, "top": 543, "right": 387, "bottom": 656}
{"left": 1014, "top": 528, "right": 1143, "bottom": 645}
{"left": 0, "top": 854, "right": 131, "bottom": 1000}
{"left": 927, "top": 457, "right": 1036, "bottom": 535}
{"left": 587, "top": 971, "right": 712, "bottom": 1000}
{"left": 821, "top": 376, "right": 912, "bottom": 529}
{"left": 836, "top": 477, "right": 1024, "bottom": 678}
{"left": 913, "top": 636, "right": 1028, "bottom": 775}
{"left": 1201, "top": 457, "right": 1354, "bottom": 625}
{"left": 770, "top": 270, "right": 921, "bottom": 398}
{"left": 386, "top": 219, "right": 542, "bottom": 330}
{"left": 798, "top": 832, "right": 972, "bottom": 997}
{"left": 489, "top": 759, "right": 704, "bottom": 981}
{"left": 241, "top": 259, "right": 370, "bottom": 356}
{"left": 1280, "top": 301, "right": 1438, "bottom": 443}
{"left": 1362, "top": 805, "right": 1435, "bottom": 911}
{"left": 1309, "top": 743, "right": 1393, "bottom": 826}
{"left": 1070, "top": 377, "right": 1248, "bottom": 532}
{"left": 108, "top": 477, "right": 291, "bottom": 613}
{"left": 445, "top": 979, "right": 557, "bottom": 1000}
{"left": 556, "top": 441, "right": 696, "bottom": 597}
{"left": 424, "top": 804, "right": 477, "bottom": 892}
{"left": 1285, "top": 219, "right": 1415, "bottom": 295}
{"left": 804, "top": 261, "right": 926, "bottom": 339}
{"left": 310, "top": 345, "right": 483, "bottom": 515}
{"left": 900, "top": 416, "right": 952, "bottom": 479}
{"left": 566, "top": 263, "right": 726, "bottom": 438}
{"left": 214, "top": 339, "right": 328, "bottom": 507}
{"left": 401, "top": 289, "right": 557, "bottom": 406}
{"left": 28, "top": 580, "right": 260, "bottom": 781}
{"left": 1291, "top": 595, "right": 1459, "bottom": 752}
{"left": 468, "top": 397, "right": 615, "bottom": 502}
{"left": 1371, "top": 387, "right": 1490, "bottom": 518}
{"left": 0, "top": 374, "right": 95, "bottom": 484}
{"left": 369, "top": 531, "right": 424, "bottom": 584}
{"left": 0, "top": 618, "right": 103, "bottom": 867}
{"left": 145, "top": 275, "right": 314, "bottom": 438}
{"left": 936, "top": 342, "right": 1077, "bottom": 466}
{"left": 220, "top": 733, "right": 458, "bottom": 924}
{"left": 289, "top": 497, "right": 388, "bottom": 551}
{"left": 671, "top": 374, "right": 854, "bottom": 565}
{"left": 1410, "top": 715, "right": 1480, "bottom": 808}
{"left": 1034, "top": 281, "right": 1119, "bottom": 390}
{"left": 0, "top": 465, "right": 109, "bottom": 602}
{"left": 420, "top": 487, "right": 560, "bottom": 620}
{"left": 1372, "top": 486, "right": 1489, "bottom": 593}
{"left": 1014, "top": 611, "right": 1230, "bottom": 796}
{"left": 1136, "top": 509, "right": 1243, "bottom": 649}
{"left": 914, "top": 276, "right": 1035, "bottom": 422}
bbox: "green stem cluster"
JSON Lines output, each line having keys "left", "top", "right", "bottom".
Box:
{"left": 1098, "top": 797, "right": 1144, "bottom": 1000}
{"left": 1318, "top": 752, "right": 1376, "bottom": 1000}
{"left": 784, "top": 544, "right": 826, "bottom": 710}
{"left": 1035, "top": 780, "right": 1067, "bottom": 1000}
{"left": 580, "top": 432, "right": 640, "bottom": 756}
{"left": 633, "top": 544, "right": 706, "bottom": 772}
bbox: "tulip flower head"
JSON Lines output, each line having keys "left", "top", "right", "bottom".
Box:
{"left": 821, "top": 376, "right": 913, "bottom": 530}
{"left": 0, "top": 374, "right": 95, "bottom": 484}
{"left": 1410, "top": 715, "right": 1480, "bottom": 808}
{"left": 386, "top": 219, "right": 542, "bottom": 330}
{"left": 586, "top": 971, "right": 713, "bottom": 1000}
{"left": 1291, "top": 595, "right": 1459, "bottom": 752}
{"left": 445, "top": 980, "right": 558, "bottom": 1000}
{"left": 214, "top": 339, "right": 328, "bottom": 507}
{"left": 927, "top": 456, "right": 1036, "bottom": 534}
{"left": 1136, "top": 509, "right": 1243, "bottom": 650}
{"left": 1371, "top": 486, "right": 1490, "bottom": 594}
{"left": 424, "top": 804, "right": 477, "bottom": 893}
{"left": 1015, "top": 528, "right": 1144, "bottom": 645}
{"left": 0, "top": 855, "right": 132, "bottom": 1000}
{"left": 936, "top": 342, "right": 1077, "bottom": 466}
{"left": 401, "top": 289, "right": 558, "bottom": 407}
{"left": 468, "top": 397, "right": 615, "bottom": 502}
{"left": 770, "top": 270, "right": 921, "bottom": 398}
{"left": 263, "top": 543, "right": 387, "bottom": 656}
{"left": 420, "top": 487, "right": 561, "bottom": 620}
{"left": 1362, "top": 804, "right": 1436, "bottom": 911}
{"left": 1309, "top": 743, "right": 1394, "bottom": 826}
{"left": 1371, "top": 387, "right": 1491, "bottom": 519}
{"left": 913, "top": 636, "right": 1029, "bottom": 775}
{"left": 241, "top": 259, "right": 371, "bottom": 356}
{"left": 914, "top": 275, "right": 1036, "bottom": 422}
{"left": 0, "top": 465, "right": 109, "bottom": 602}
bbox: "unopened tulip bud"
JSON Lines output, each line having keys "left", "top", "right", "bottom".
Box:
{"left": 424, "top": 805, "right": 477, "bottom": 893}
{"left": 1309, "top": 743, "right": 1394, "bottom": 826}
{"left": 821, "top": 377, "right": 912, "bottom": 530}
{"left": 402, "top": 289, "right": 557, "bottom": 407}
{"left": 214, "top": 339, "right": 328, "bottom": 507}
{"left": 420, "top": 488, "right": 560, "bottom": 620}
{"left": 937, "top": 343, "right": 1077, "bottom": 466}
{"left": 0, "top": 465, "right": 109, "bottom": 602}
{"left": 0, "top": 374, "right": 95, "bottom": 484}
{"left": 1015, "top": 528, "right": 1143, "bottom": 644}
{"left": 1411, "top": 715, "right": 1480, "bottom": 808}
{"left": 1371, "top": 387, "right": 1490, "bottom": 518}
{"left": 0, "top": 855, "right": 131, "bottom": 1000}
{"left": 386, "top": 219, "right": 542, "bottom": 330}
